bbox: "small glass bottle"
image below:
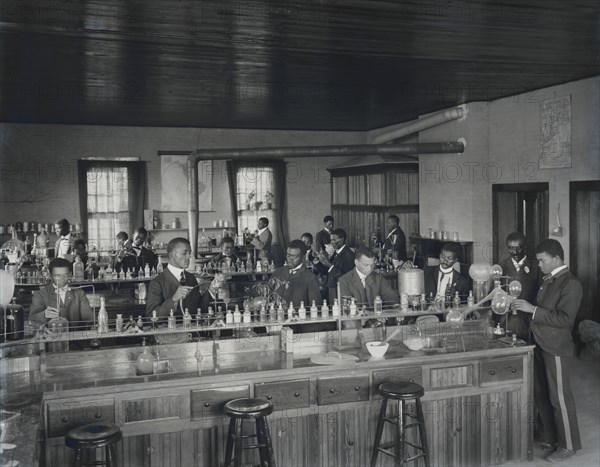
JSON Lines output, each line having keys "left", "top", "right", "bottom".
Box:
{"left": 321, "top": 300, "right": 330, "bottom": 318}
{"left": 277, "top": 303, "right": 284, "bottom": 321}
{"left": 374, "top": 295, "right": 383, "bottom": 315}
{"left": 287, "top": 302, "right": 295, "bottom": 319}
{"left": 183, "top": 309, "right": 192, "bottom": 329}
{"left": 97, "top": 297, "right": 109, "bottom": 334}
{"left": 310, "top": 300, "right": 319, "bottom": 319}
{"left": 136, "top": 315, "right": 144, "bottom": 331}
{"left": 467, "top": 290, "right": 475, "bottom": 308}
{"left": 233, "top": 305, "right": 241, "bottom": 324}
{"left": 243, "top": 307, "right": 251, "bottom": 324}
{"left": 349, "top": 298, "right": 358, "bottom": 317}
{"left": 167, "top": 309, "right": 176, "bottom": 330}
{"left": 331, "top": 299, "right": 339, "bottom": 318}
{"left": 115, "top": 314, "right": 123, "bottom": 333}
{"left": 298, "top": 301, "right": 306, "bottom": 320}
{"left": 150, "top": 310, "right": 158, "bottom": 330}
{"left": 136, "top": 337, "right": 155, "bottom": 376}
{"left": 259, "top": 304, "right": 267, "bottom": 322}
{"left": 453, "top": 291, "right": 461, "bottom": 309}
{"left": 225, "top": 309, "right": 234, "bottom": 324}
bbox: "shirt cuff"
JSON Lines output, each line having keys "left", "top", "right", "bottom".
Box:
{"left": 328, "top": 265, "right": 334, "bottom": 272}
{"left": 532, "top": 306, "right": 538, "bottom": 320}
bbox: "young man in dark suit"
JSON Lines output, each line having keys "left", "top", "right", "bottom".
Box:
{"left": 500, "top": 232, "right": 542, "bottom": 339}
{"left": 512, "top": 239, "right": 582, "bottom": 463}
{"left": 339, "top": 247, "right": 399, "bottom": 308}
{"left": 210, "top": 236, "right": 240, "bottom": 267}
{"left": 318, "top": 228, "right": 355, "bottom": 302}
{"left": 119, "top": 227, "right": 158, "bottom": 276}
{"left": 250, "top": 217, "right": 273, "bottom": 262}
{"left": 423, "top": 243, "right": 469, "bottom": 302}
{"left": 383, "top": 215, "right": 408, "bottom": 261}
{"left": 146, "top": 238, "right": 221, "bottom": 318}
{"left": 314, "top": 215, "right": 334, "bottom": 253}
{"left": 272, "top": 240, "right": 321, "bottom": 307}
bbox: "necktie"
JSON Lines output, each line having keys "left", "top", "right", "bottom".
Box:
{"left": 179, "top": 270, "right": 186, "bottom": 286}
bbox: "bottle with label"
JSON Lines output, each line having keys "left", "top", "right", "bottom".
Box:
{"left": 374, "top": 295, "right": 383, "bottom": 315}
{"left": 321, "top": 300, "right": 330, "bottom": 318}
{"left": 310, "top": 300, "right": 319, "bottom": 319}
{"left": 256, "top": 260, "right": 262, "bottom": 272}
{"left": 156, "top": 261, "right": 164, "bottom": 274}
{"left": 183, "top": 309, "right": 192, "bottom": 329}
{"left": 259, "top": 304, "right": 267, "bottom": 322}
{"left": 269, "top": 303, "right": 275, "bottom": 320}
{"left": 98, "top": 297, "right": 109, "bottom": 334}
{"left": 233, "top": 305, "right": 242, "bottom": 324}
{"left": 331, "top": 299, "right": 339, "bottom": 318}
{"left": 467, "top": 290, "right": 475, "bottom": 308}
{"left": 115, "top": 314, "right": 123, "bottom": 333}
{"left": 454, "top": 291, "right": 461, "bottom": 309}
{"left": 277, "top": 303, "right": 284, "bottom": 322}
{"left": 349, "top": 298, "right": 358, "bottom": 317}
{"left": 168, "top": 309, "right": 176, "bottom": 330}
{"left": 298, "top": 301, "right": 306, "bottom": 320}
{"left": 287, "top": 302, "right": 295, "bottom": 319}
{"left": 208, "top": 306, "right": 214, "bottom": 317}
{"left": 151, "top": 310, "right": 158, "bottom": 330}
{"left": 243, "top": 307, "right": 251, "bottom": 324}
{"left": 73, "top": 255, "right": 84, "bottom": 281}
{"left": 225, "top": 309, "right": 234, "bottom": 324}
{"left": 144, "top": 264, "right": 150, "bottom": 277}
{"left": 420, "top": 293, "right": 427, "bottom": 311}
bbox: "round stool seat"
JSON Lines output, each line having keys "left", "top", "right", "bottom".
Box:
{"left": 65, "top": 423, "right": 122, "bottom": 450}
{"left": 378, "top": 381, "right": 424, "bottom": 400}
{"left": 224, "top": 398, "right": 273, "bottom": 418}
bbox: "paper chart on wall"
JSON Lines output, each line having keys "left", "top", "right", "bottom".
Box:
{"left": 160, "top": 155, "right": 212, "bottom": 211}
{"left": 540, "top": 95, "right": 572, "bottom": 169}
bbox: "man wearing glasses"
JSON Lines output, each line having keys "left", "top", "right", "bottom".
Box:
{"left": 423, "top": 243, "right": 469, "bottom": 303}
{"left": 29, "top": 258, "right": 94, "bottom": 325}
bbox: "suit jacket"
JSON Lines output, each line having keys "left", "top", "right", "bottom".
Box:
{"left": 532, "top": 268, "right": 582, "bottom": 357}
{"left": 383, "top": 227, "right": 408, "bottom": 261}
{"left": 119, "top": 246, "right": 158, "bottom": 274}
{"left": 54, "top": 235, "right": 72, "bottom": 259}
{"left": 29, "top": 284, "right": 94, "bottom": 325}
{"left": 272, "top": 265, "right": 321, "bottom": 307}
{"left": 251, "top": 228, "right": 273, "bottom": 261}
{"left": 424, "top": 266, "right": 470, "bottom": 301}
{"left": 339, "top": 269, "right": 399, "bottom": 308}
{"left": 315, "top": 229, "right": 331, "bottom": 252}
{"left": 146, "top": 269, "right": 213, "bottom": 318}
{"left": 327, "top": 245, "right": 356, "bottom": 289}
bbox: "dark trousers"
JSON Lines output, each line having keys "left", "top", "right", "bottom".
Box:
{"left": 534, "top": 347, "right": 581, "bottom": 451}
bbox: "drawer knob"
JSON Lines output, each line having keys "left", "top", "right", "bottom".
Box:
{"left": 409, "top": 379, "right": 414, "bottom": 383}
{"left": 329, "top": 388, "right": 336, "bottom": 394}
{"left": 61, "top": 417, "right": 68, "bottom": 423}
{"left": 94, "top": 413, "right": 102, "bottom": 419}
{"left": 511, "top": 368, "right": 517, "bottom": 373}
{"left": 204, "top": 402, "right": 211, "bottom": 407}
{"left": 266, "top": 395, "right": 273, "bottom": 400}
{"left": 294, "top": 392, "right": 300, "bottom": 397}
{"left": 354, "top": 386, "right": 360, "bottom": 391}
{"left": 489, "top": 370, "right": 496, "bottom": 376}
{"left": 348, "top": 440, "right": 354, "bottom": 446}
{"left": 456, "top": 427, "right": 462, "bottom": 432}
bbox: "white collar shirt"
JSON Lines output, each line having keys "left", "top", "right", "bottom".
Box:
{"left": 437, "top": 266, "right": 454, "bottom": 298}
{"left": 356, "top": 268, "right": 368, "bottom": 288}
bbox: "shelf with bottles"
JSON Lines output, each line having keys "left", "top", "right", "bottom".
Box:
{"left": 149, "top": 227, "right": 226, "bottom": 232}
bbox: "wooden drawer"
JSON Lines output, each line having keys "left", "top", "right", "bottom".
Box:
{"left": 317, "top": 376, "right": 369, "bottom": 406}
{"left": 372, "top": 366, "right": 422, "bottom": 398}
{"left": 46, "top": 399, "right": 115, "bottom": 438}
{"left": 190, "top": 385, "right": 249, "bottom": 419}
{"left": 254, "top": 379, "right": 310, "bottom": 410}
{"left": 481, "top": 357, "right": 523, "bottom": 385}
{"left": 425, "top": 364, "right": 476, "bottom": 390}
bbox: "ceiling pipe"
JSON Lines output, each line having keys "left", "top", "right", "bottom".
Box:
{"left": 370, "top": 105, "right": 467, "bottom": 145}
{"left": 187, "top": 141, "right": 464, "bottom": 253}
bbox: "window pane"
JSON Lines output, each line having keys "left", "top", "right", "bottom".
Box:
{"left": 236, "top": 166, "right": 276, "bottom": 233}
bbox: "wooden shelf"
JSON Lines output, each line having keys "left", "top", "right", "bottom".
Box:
{"left": 149, "top": 227, "right": 225, "bottom": 232}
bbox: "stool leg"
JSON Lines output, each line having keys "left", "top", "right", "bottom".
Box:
{"left": 106, "top": 443, "right": 117, "bottom": 467}
{"left": 259, "top": 416, "right": 276, "bottom": 467}
{"left": 255, "top": 418, "right": 267, "bottom": 466}
{"left": 72, "top": 448, "right": 84, "bottom": 467}
{"left": 233, "top": 418, "right": 243, "bottom": 467}
{"left": 224, "top": 417, "right": 237, "bottom": 467}
{"left": 370, "top": 398, "right": 388, "bottom": 467}
{"left": 416, "top": 399, "right": 430, "bottom": 467}
{"left": 395, "top": 400, "right": 405, "bottom": 467}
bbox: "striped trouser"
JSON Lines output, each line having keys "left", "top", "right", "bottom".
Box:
{"left": 534, "top": 347, "right": 582, "bottom": 451}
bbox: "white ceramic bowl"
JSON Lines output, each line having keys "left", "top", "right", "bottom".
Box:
{"left": 403, "top": 337, "right": 425, "bottom": 351}
{"left": 366, "top": 341, "right": 389, "bottom": 358}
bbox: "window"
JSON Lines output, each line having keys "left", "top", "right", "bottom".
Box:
{"left": 86, "top": 166, "right": 130, "bottom": 251}
{"left": 78, "top": 160, "right": 145, "bottom": 258}
{"left": 236, "top": 165, "right": 276, "bottom": 233}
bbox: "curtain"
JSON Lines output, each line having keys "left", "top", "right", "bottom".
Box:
{"left": 226, "top": 161, "right": 239, "bottom": 234}
{"left": 272, "top": 161, "right": 288, "bottom": 264}
{"left": 78, "top": 161, "right": 146, "bottom": 252}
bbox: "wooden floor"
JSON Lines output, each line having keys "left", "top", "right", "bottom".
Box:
{"left": 502, "top": 356, "right": 600, "bottom": 467}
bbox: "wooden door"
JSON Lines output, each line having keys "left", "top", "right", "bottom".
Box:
{"left": 570, "top": 181, "right": 600, "bottom": 322}
{"left": 492, "top": 183, "right": 549, "bottom": 263}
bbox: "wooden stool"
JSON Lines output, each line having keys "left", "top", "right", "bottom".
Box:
{"left": 370, "top": 381, "right": 430, "bottom": 467}
{"left": 65, "top": 423, "right": 122, "bottom": 467}
{"left": 223, "top": 398, "right": 276, "bottom": 467}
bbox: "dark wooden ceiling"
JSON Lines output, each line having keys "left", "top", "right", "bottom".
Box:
{"left": 1, "top": 0, "right": 598, "bottom": 131}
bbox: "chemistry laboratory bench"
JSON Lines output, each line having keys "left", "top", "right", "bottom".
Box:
{"left": 0, "top": 316, "right": 534, "bottom": 467}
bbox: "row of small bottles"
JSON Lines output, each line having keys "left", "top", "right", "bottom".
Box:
{"left": 210, "top": 258, "right": 275, "bottom": 273}
{"left": 96, "top": 261, "right": 163, "bottom": 281}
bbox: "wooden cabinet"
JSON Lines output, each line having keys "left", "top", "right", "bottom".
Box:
{"left": 316, "top": 375, "right": 370, "bottom": 405}
{"left": 45, "top": 398, "right": 114, "bottom": 438}
{"left": 254, "top": 378, "right": 311, "bottom": 409}
{"left": 190, "top": 385, "right": 250, "bottom": 419}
